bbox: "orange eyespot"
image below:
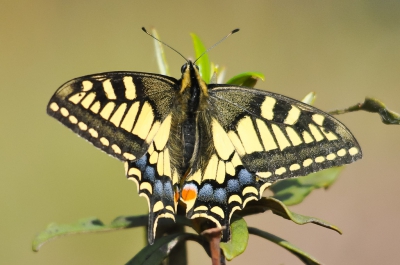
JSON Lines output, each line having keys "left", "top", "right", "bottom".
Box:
{"left": 181, "top": 184, "right": 198, "bottom": 201}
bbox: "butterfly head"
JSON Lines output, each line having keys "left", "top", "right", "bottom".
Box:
{"left": 179, "top": 61, "right": 208, "bottom": 96}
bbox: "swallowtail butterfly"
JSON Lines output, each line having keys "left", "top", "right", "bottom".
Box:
{"left": 47, "top": 29, "right": 362, "bottom": 244}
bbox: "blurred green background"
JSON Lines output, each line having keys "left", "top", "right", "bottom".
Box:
{"left": 2, "top": 1, "right": 400, "bottom": 264}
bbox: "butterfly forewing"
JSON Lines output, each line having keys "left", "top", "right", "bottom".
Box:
{"left": 208, "top": 85, "right": 362, "bottom": 182}
{"left": 47, "top": 72, "right": 178, "bottom": 161}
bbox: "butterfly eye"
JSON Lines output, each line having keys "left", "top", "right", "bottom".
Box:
{"left": 181, "top": 64, "right": 188, "bottom": 73}
{"left": 195, "top": 64, "right": 199, "bottom": 70}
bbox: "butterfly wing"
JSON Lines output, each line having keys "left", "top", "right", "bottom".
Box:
{"left": 47, "top": 71, "right": 178, "bottom": 161}
{"left": 182, "top": 84, "right": 362, "bottom": 241}
{"left": 47, "top": 71, "right": 181, "bottom": 244}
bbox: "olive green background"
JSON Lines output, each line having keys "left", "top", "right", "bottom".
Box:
{"left": 2, "top": 1, "right": 400, "bottom": 264}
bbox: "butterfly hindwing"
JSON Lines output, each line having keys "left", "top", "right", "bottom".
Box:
{"left": 125, "top": 113, "right": 182, "bottom": 244}
{"left": 181, "top": 110, "right": 271, "bottom": 241}
{"left": 47, "top": 71, "right": 178, "bottom": 161}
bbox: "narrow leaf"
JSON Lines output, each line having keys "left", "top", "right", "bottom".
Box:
{"left": 266, "top": 197, "right": 342, "bottom": 234}
{"left": 248, "top": 227, "right": 321, "bottom": 265}
{"left": 32, "top": 215, "right": 192, "bottom": 251}
{"left": 220, "top": 215, "right": 249, "bottom": 261}
{"left": 329, "top": 97, "right": 400, "bottom": 125}
{"left": 271, "top": 166, "right": 344, "bottom": 206}
{"left": 32, "top": 216, "right": 147, "bottom": 251}
{"left": 126, "top": 233, "right": 208, "bottom": 265}
{"left": 237, "top": 197, "right": 342, "bottom": 234}
{"left": 151, "top": 28, "right": 170, "bottom": 76}
{"left": 190, "top": 33, "right": 211, "bottom": 82}
{"left": 226, "top": 72, "right": 265, "bottom": 87}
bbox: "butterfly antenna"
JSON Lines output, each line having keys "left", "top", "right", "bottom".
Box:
{"left": 142, "top": 27, "right": 188, "bottom": 63}
{"left": 194, "top": 28, "right": 240, "bottom": 64}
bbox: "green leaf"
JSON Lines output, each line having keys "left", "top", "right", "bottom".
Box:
{"left": 226, "top": 72, "right": 265, "bottom": 87}
{"left": 32, "top": 215, "right": 193, "bottom": 251}
{"left": 271, "top": 166, "right": 344, "bottom": 206}
{"left": 248, "top": 227, "right": 321, "bottom": 265}
{"left": 220, "top": 215, "right": 249, "bottom": 261}
{"left": 267, "top": 197, "right": 342, "bottom": 234}
{"left": 126, "top": 233, "right": 208, "bottom": 265}
{"left": 32, "top": 216, "right": 147, "bottom": 251}
{"left": 151, "top": 28, "right": 170, "bottom": 76}
{"left": 329, "top": 97, "right": 400, "bottom": 125}
{"left": 190, "top": 33, "right": 211, "bottom": 83}
{"left": 237, "top": 197, "right": 341, "bottom": 234}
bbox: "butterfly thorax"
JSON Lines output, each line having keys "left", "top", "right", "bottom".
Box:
{"left": 175, "top": 61, "right": 209, "bottom": 174}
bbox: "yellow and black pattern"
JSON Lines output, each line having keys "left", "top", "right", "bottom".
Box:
{"left": 47, "top": 72, "right": 177, "bottom": 161}
{"left": 124, "top": 114, "right": 181, "bottom": 243}
{"left": 48, "top": 61, "right": 362, "bottom": 245}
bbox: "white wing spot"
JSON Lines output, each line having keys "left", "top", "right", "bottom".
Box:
{"left": 88, "top": 128, "right": 98, "bottom": 138}
{"left": 256, "top": 172, "right": 272, "bottom": 179}
{"left": 68, "top": 115, "right": 78, "bottom": 124}
{"left": 315, "top": 156, "right": 325, "bottom": 163}
{"left": 349, "top": 147, "right": 359, "bottom": 156}
{"left": 326, "top": 153, "right": 336, "bottom": 160}
{"left": 337, "top": 149, "right": 347, "bottom": 157}
{"left": 111, "top": 144, "right": 121, "bottom": 154}
{"left": 60, "top": 107, "right": 69, "bottom": 117}
{"left": 49, "top": 102, "right": 59, "bottom": 112}
{"left": 100, "top": 137, "right": 109, "bottom": 146}
{"left": 78, "top": 122, "right": 88, "bottom": 131}
{"left": 303, "top": 158, "right": 313, "bottom": 167}
{"left": 275, "top": 167, "right": 287, "bottom": 175}
{"left": 289, "top": 164, "right": 301, "bottom": 171}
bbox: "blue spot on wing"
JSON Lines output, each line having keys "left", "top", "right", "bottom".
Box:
{"left": 154, "top": 180, "right": 163, "bottom": 198}
{"left": 198, "top": 184, "right": 213, "bottom": 201}
{"left": 227, "top": 179, "right": 240, "bottom": 192}
{"left": 214, "top": 188, "right": 227, "bottom": 203}
{"left": 164, "top": 182, "right": 173, "bottom": 200}
{"left": 238, "top": 169, "right": 254, "bottom": 186}
{"left": 135, "top": 155, "right": 147, "bottom": 171}
{"left": 144, "top": 166, "right": 155, "bottom": 182}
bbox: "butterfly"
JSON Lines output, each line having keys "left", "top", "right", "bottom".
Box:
{"left": 47, "top": 29, "right": 362, "bottom": 244}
